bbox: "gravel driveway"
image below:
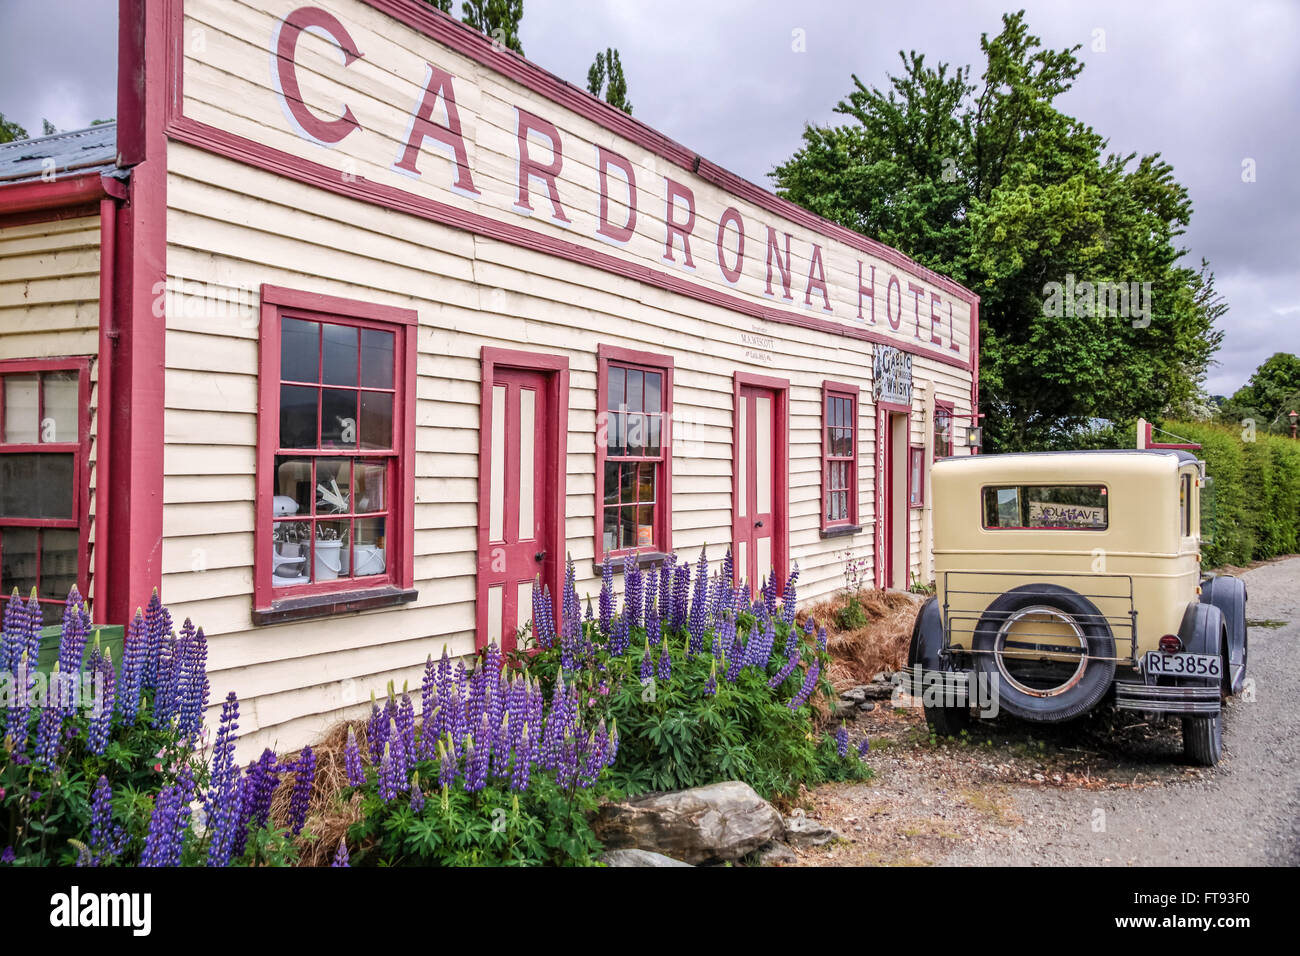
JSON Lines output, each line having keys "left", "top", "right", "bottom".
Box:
{"left": 794, "top": 557, "right": 1300, "bottom": 867}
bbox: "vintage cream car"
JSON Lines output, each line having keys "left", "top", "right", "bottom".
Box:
{"left": 908, "top": 450, "right": 1248, "bottom": 766}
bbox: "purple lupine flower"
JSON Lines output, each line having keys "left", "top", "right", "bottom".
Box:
{"left": 658, "top": 557, "right": 674, "bottom": 630}
{"left": 437, "top": 737, "right": 456, "bottom": 789}
{"left": 33, "top": 665, "right": 65, "bottom": 769}
{"left": 435, "top": 646, "right": 453, "bottom": 738}
{"left": 720, "top": 550, "right": 735, "bottom": 614}
{"left": 331, "top": 839, "right": 350, "bottom": 867}
{"left": 580, "top": 720, "right": 609, "bottom": 788}
{"left": 87, "top": 649, "right": 115, "bottom": 756}
{"left": 0, "top": 847, "right": 14, "bottom": 864}
{"left": 510, "top": 721, "right": 533, "bottom": 792}
{"left": 533, "top": 582, "right": 556, "bottom": 649}
{"left": 598, "top": 555, "right": 614, "bottom": 637}
{"left": 762, "top": 574, "right": 778, "bottom": 620}
{"left": 287, "top": 746, "right": 315, "bottom": 836}
{"left": 419, "top": 654, "right": 437, "bottom": 755}
{"left": 142, "top": 589, "right": 168, "bottom": 693}
{"left": 644, "top": 585, "right": 661, "bottom": 647}
{"left": 117, "top": 609, "right": 147, "bottom": 726}
{"left": 345, "top": 726, "right": 366, "bottom": 786}
{"left": 236, "top": 749, "right": 282, "bottom": 854}
{"left": 559, "top": 555, "right": 582, "bottom": 670}
{"left": 857, "top": 738, "right": 871, "bottom": 758}
{"left": 836, "top": 724, "right": 848, "bottom": 759}
{"left": 176, "top": 621, "right": 209, "bottom": 741}
{"left": 0, "top": 588, "right": 23, "bottom": 676}
{"left": 768, "top": 649, "right": 800, "bottom": 690}
{"left": 151, "top": 631, "right": 178, "bottom": 729}
{"left": 609, "top": 613, "right": 631, "bottom": 658}
{"left": 396, "top": 694, "right": 417, "bottom": 778}
{"left": 780, "top": 564, "right": 800, "bottom": 630}
{"left": 88, "top": 776, "right": 129, "bottom": 865}
{"left": 817, "top": 626, "right": 827, "bottom": 653}
{"left": 408, "top": 771, "right": 426, "bottom": 813}
{"left": 606, "top": 719, "right": 620, "bottom": 766}
{"left": 639, "top": 641, "right": 653, "bottom": 684}
{"left": 744, "top": 619, "right": 775, "bottom": 671}
{"left": 704, "top": 660, "right": 718, "bottom": 697}
{"left": 365, "top": 695, "right": 387, "bottom": 764}
{"left": 689, "top": 547, "right": 709, "bottom": 653}
{"left": 625, "top": 559, "right": 644, "bottom": 632}
{"left": 656, "top": 642, "right": 672, "bottom": 682}
{"left": 670, "top": 562, "right": 691, "bottom": 632}
{"left": 378, "top": 742, "right": 402, "bottom": 802}
{"left": 725, "top": 633, "right": 745, "bottom": 683}
{"left": 4, "top": 650, "right": 33, "bottom": 755}
{"left": 56, "top": 588, "right": 91, "bottom": 712}
{"left": 141, "top": 784, "right": 188, "bottom": 867}
{"left": 204, "top": 692, "right": 242, "bottom": 867}
{"left": 788, "top": 660, "right": 821, "bottom": 710}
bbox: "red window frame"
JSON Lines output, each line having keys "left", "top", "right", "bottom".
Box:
{"left": 934, "top": 400, "right": 955, "bottom": 460}
{"left": 908, "top": 445, "right": 926, "bottom": 508}
{"left": 254, "top": 286, "right": 417, "bottom": 616}
{"left": 594, "top": 344, "right": 673, "bottom": 563}
{"left": 820, "top": 381, "right": 859, "bottom": 532}
{"left": 0, "top": 357, "right": 92, "bottom": 624}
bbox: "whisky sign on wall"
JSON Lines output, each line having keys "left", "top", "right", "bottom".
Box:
{"left": 873, "top": 345, "right": 913, "bottom": 406}
{"left": 173, "top": 0, "right": 977, "bottom": 369}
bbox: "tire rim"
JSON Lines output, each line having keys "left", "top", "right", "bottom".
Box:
{"left": 994, "top": 605, "right": 1089, "bottom": 698}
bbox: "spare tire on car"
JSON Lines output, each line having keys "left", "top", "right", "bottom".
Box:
{"left": 971, "top": 583, "right": 1117, "bottom": 723}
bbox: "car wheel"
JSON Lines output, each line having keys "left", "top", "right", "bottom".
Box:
{"left": 1182, "top": 711, "right": 1223, "bottom": 766}
{"left": 923, "top": 698, "right": 971, "bottom": 738}
{"left": 971, "top": 584, "right": 1117, "bottom": 723}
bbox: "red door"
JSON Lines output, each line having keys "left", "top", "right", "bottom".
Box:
{"left": 478, "top": 367, "right": 554, "bottom": 653}
{"left": 733, "top": 383, "right": 779, "bottom": 592}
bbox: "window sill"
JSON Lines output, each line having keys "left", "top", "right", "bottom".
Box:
{"left": 819, "top": 524, "right": 864, "bottom": 540}
{"left": 252, "top": 585, "right": 418, "bottom": 626}
{"left": 591, "top": 551, "right": 673, "bottom": 575}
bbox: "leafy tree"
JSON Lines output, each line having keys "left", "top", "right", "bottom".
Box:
{"left": 587, "top": 47, "right": 633, "bottom": 114}
{"left": 772, "top": 10, "right": 1223, "bottom": 451}
{"left": 423, "top": 0, "right": 453, "bottom": 11}
{"left": 461, "top": 0, "right": 524, "bottom": 56}
{"left": 1219, "top": 353, "right": 1300, "bottom": 432}
{"left": 0, "top": 113, "right": 27, "bottom": 144}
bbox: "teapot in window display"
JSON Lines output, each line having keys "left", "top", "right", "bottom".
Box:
{"left": 272, "top": 495, "right": 310, "bottom": 586}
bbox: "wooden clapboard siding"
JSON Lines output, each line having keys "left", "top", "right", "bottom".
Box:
{"left": 0, "top": 216, "right": 101, "bottom": 359}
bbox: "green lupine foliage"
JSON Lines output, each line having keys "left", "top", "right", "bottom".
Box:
{"left": 520, "top": 607, "right": 869, "bottom": 802}
{"left": 772, "top": 11, "right": 1224, "bottom": 451}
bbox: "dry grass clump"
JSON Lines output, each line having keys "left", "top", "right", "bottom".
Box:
{"left": 796, "top": 589, "right": 921, "bottom": 692}
{"left": 269, "top": 719, "right": 369, "bottom": 867}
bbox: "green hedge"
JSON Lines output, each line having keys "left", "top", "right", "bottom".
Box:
{"left": 1165, "top": 421, "right": 1300, "bottom": 567}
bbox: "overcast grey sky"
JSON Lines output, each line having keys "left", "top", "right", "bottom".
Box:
{"left": 3, "top": 0, "right": 1296, "bottom": 396}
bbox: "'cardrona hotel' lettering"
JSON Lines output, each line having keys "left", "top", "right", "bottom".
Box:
{"left": 269, "top": 5, "right": 965, "bottom": 357}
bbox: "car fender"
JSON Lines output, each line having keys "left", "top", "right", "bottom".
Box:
{"left": 1200, "top": 574, "right": 1247, "bottom": 694}
{"left": 1176, "top": 602, "right": 1226, "bottom": 687}
{"left": 907, "top": 597, "right": 945, "bottom": 670}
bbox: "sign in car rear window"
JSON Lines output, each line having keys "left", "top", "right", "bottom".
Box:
{"left": 983, "top": 485, "right": 1109, "bottom": 530}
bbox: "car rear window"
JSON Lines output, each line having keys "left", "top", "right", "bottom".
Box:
{"left": 982, "top": 484, "right": 1109, "bottom": 530}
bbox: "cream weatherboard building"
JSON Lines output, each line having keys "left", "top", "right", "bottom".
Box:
{"left": 0, "top": 0, "right": 979, "bottom": 754}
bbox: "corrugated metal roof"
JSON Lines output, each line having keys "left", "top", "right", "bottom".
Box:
{"left": 0, "top": 122, "right": 118, "bottom": 185}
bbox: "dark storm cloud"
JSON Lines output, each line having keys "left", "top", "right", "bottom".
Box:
{"left": 3, "top": 0, "right": 1294, "bottom": 395}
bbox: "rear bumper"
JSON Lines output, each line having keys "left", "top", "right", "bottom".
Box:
{"left": 1113, "top": 680, "right": 1220, "bottom": 715}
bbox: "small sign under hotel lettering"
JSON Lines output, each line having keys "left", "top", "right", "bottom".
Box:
{"left": 873, "top": 345, "right": 913, "bottom": 405}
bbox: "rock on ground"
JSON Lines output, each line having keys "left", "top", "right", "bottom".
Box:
{"left": 593, "top": 781, "right": 785, "bottom": 864}
{"left": 600, "top": 848, "right": 692, "bottom": 867}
